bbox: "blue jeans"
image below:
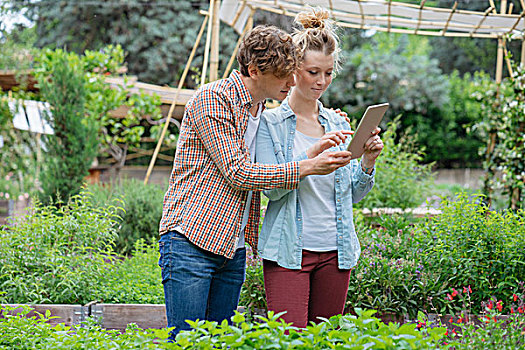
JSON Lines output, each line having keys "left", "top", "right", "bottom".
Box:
{"left": 158, "top": 231, "right": 246, "bottom": 336}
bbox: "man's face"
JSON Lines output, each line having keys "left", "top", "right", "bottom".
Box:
{"left": 257, "top": 71, "right": 296, "bottom": 101}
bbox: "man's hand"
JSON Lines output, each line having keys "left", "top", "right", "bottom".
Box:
{"left": 299, "top": 150, "right": 352, "bottom": 178}
{"left": 332, "top": 108, "right": 352, "bottom": 126}
{"left": 306, "top": 130, "right": 354, "bottom": 158}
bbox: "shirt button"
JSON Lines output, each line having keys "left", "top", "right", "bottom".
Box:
{"left": 336, "top": 179, "right": 340, "bottom": 183}
{"left": 288, "top": 146, "right": 292, "bottom": 150}
{"left": 338, "top": 218, "right": 342, "bottom": 221}
{"left": 298, "top": 218, "right": 301, "bottom": 221}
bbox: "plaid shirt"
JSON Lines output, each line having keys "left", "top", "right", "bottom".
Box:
{"left": 159, "top": 70, "right": 300, "bottom": 258}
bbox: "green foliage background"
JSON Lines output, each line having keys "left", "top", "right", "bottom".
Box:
{"left": 11, "top": 0, "right": 239, "bottom": 86}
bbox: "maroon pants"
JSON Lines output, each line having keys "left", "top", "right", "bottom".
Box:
{"left": 263, "top": 250, "right": 351, "bottom": 328}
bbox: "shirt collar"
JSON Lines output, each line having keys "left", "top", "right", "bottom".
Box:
{"left": 280, "top": 97, "right": 329, "bottom": 121}
{"left": 229, "top": 70, "right": 255, "bottom": 108}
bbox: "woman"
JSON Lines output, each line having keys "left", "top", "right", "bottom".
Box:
{"left": 255, "top": 8, "right": 384, "bottom": 328}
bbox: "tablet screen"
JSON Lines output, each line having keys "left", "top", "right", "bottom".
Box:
{"left": 347, "top": 103, "right": 389, "bottom": 159}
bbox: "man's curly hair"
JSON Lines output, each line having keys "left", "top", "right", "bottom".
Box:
{"left": 237, "top": 25, "right": 299, "bottom": 79}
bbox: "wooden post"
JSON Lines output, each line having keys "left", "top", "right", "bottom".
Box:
{"left": 521, "top": 38, "right": 525, "bottom": 67}
{"left": 209, "top": 0, "right": 221, "bottom": 82}
{"left": 222, "top": 12, "right": 254, "bottom": 79}
{"left": 495, "top": 0, "right": 507, "bottom": 82}
{"left": 201, "top": 0, "right": 215, "bottom": 87}
{"left": 144, "top": 15, "right": 208, "bottom": 185}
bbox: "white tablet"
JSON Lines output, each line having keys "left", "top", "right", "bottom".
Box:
{"left": 347, "top": 103, "right": 389, "bottom": 159}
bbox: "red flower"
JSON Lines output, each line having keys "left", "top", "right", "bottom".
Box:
{"left": 496, "top": 301, "right": 503, "bottom": 311}
{"left": 457, "top": 316, "right": 463, "bottom": 323}
{"left": 452, "top": 288, "right": 458, "bottom": 297}
{"left": 463, "top": 287, "right": 468, "bottom": 293}
{"left": 511, "top": 307, "right": 515, "bottom": 314}
{"left": 445, "top": 330, "right": 448, "bottom": 336}
{"left": 468, "top": 285, "right": 472, "bottom": 293}
{"left": 513, "top": 294, "right": 518, "bottom": 302}
{"left": 487, "top": 301, "right": 493, "bottom": 310}
{"left": 449, "top": 317, "right": 454, "bottom": 323}
{"left": 518, "top": 307, "right": 523, "bottom": 314}
{"left": 447, "top": 293, "right": 453, "bottom": 301}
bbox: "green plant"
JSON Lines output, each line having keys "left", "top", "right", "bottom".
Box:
{"left": 88, "top": 179, "right": 166, "bottom": 255}
{"left": 0, "top": 306, "right": 447, "bottom": 349}
{"left": 0, "top": 97, "right": 38, "bottom": 199}
{"left": 0, "top": 191, "right": 121, "bottom": 304}
{"left": 415, "top": 193, "right": 525, "bottom": 314}
{"left": 475, "top": 60, "right": 525, "bottom": 209}
{"left": 97, "top": 239, "right": 164, "bottom": 304}
{"left": 239, "top": 247, "right": 267, "bottom": 315}
{"left": 354, "top": 117, "right": 435, "bottom": 209}
{"left": 34, "top": 49, "right": 98, "bottom": 204}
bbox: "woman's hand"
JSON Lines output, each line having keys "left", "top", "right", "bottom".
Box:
{"left": 362, "top": 127, "right": 384, "bottom": 172}
{"left": 306, "top": 130, "right": 354, "bottom": 159}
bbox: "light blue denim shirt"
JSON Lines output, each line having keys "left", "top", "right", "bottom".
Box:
{"left": 256, "top": 98, "right": 375, "bottom": 270}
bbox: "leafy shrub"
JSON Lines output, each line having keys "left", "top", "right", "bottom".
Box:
{"left": 0, "top": 192, "right": 120, "bottom": 304}
{"left": 349, "top": 193, "right": 525, "bottom": 317}
{"left": 88, "top": 179, "right": 166, "bottom": 255}
{"left": 96, "top": 239, "right": 163, "bottom": 304}
{"left": 355, "top": 117, "right": 434, "bottom": 209}
{"left": 415, "top": 193, "right": 525, "bottom": 311}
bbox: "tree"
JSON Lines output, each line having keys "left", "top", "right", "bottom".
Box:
{"left": 35, "top": 49, "right": 98, "bottom": 204}
{"left": 12, "top": 0, "right": 239, "bottom": 86}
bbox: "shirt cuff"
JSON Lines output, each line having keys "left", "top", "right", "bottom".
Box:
{"left": 357, "top": 160, "right": 375, "bottom": 184}
{"left": 284, "top": 161, "right": 300, "bottom": 189}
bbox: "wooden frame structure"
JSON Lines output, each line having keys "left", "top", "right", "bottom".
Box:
{"left": 144, "top": 0, "right": 525, "bottom": 184}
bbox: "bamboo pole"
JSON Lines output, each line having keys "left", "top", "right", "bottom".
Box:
{"left": 495, "top": 0, "right": 507, "bottom": 83}
{"left": 201, "top": 0, "right": 216, "bottom": 87}
{"left": 209, "top": 0, "right": 221, "bottom": 82}
{"left": 441, "top": 1, "right": 458, "bottom": 36}
{"left": 387, "top": 0, "right": 392, "bottom": 33}
{"left": 222, "top": 12, "right": 254, "bottom": 79}
{"left": 414, "top": 0, "right": 426, "bottom": 35}
{"left": 470, "top": 7, "right": 494, "bottom": 36}
{"left": 521, "top": 38, "right": 525, "bottom": 67}
{"left": 503, "top": 41, "right": 514, "bottom": 78}
{"left": 144, "top": 15, "right": 208, "bottom": 185}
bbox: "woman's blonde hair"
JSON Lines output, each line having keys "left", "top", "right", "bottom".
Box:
{"left": 293, "top": 7, "right": 341, "bottom": 72}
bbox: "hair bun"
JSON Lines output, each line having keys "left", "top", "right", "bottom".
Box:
{"left": 295, "top": 8, "right": 330, "bottom": 30}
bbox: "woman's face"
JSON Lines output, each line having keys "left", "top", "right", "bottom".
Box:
{"left": 293, "top": 50, "right": 334, "bottom": 101}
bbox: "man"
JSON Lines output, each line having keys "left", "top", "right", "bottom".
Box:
{"left": 158, "top": 25, "right": 352, "bottom": 335}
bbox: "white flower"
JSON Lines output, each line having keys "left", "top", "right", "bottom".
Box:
{"left": 5, "top": 193, "right": 9, "bottom": 199}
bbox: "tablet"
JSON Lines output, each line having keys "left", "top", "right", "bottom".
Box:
{"left": 347, "top": 103, "right": 389, "bottom": 159}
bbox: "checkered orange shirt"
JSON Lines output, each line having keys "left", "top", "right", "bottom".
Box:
{"left": 159, "top": 70, "right": 300, "bottom": 258}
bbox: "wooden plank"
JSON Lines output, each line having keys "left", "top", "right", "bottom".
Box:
{"left": 108, "top": 104, "right": 185, "bottom": 121}
{"left": 104, "top": 78, "right": 196, "bottom": 106}
{"left": 1, "top": 304, "right": 84, "bottom": 326}
{"left": 0, "top": 71, "right": 38, "bottom": 92}
{"left": 92, "top": 304, "right": 167, "bottom": 330}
